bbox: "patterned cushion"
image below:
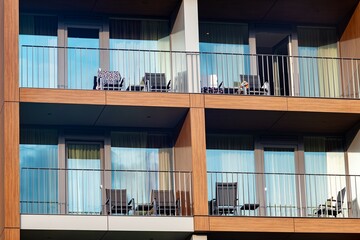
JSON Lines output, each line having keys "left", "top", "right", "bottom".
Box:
{"left": 98, "top": 70, "right": 121, "bottom": 85}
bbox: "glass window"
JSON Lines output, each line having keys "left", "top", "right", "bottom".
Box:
{"left": 19, "top": 15, "right": 58, "bottom": 88}
{"left": 206, "top": 134, "right": 255, "bottom": 215}
{"left": 20, "top": 128, "right": 58, "bottom": 214}
{"left": 304, "top": 136, "right": 346, "bottom": 216}
{"left": 199, "top": 23, "right": 250, "bottom": 88}
{"left": 297, "top": 27, "right": 340, "bottom": 98}
{"left": 111, "top": 132, "right": 173, "bottom": 204}
{"left": 109, "top": 19, "right": 170, "bottom": 86}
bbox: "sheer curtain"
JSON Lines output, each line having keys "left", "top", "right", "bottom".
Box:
{"left": 20, "top": 128, "right": 58, "bottom": 214}
{"left": 263, "top": 148, "right": 297, "bottom": 216}
{"left": 206, "top": 134, "right": 255, "bottom": 213}
{"left": 111, "top": 132, "right": 173, "bottom": 204}
{"left": 19, "top": 15, "right": 58, "bottom": 88}
{"left": 304, "top": 136, "right": 346, "bottom": 216}
{"left": 199, "top": 23, "right": 250, "bottom": 88}
{"left": 298, "top": 27, "right": 340, "bottom": 97}
{"left": 109, "top": 19, "right": 171, "bottom": 85}
{"left": 67, "top": 144, "right": 101, "bottom": 214}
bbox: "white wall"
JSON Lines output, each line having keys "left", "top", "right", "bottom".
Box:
{"left": 347, "top": 130, "right": 360, "bottom": 217}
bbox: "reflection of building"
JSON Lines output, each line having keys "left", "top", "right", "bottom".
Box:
{"left": 2, "top": 0, "right": 360, "bottom": 240}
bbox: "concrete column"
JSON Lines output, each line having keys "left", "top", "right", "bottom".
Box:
{"left": 170, "top": 0, "right": 200, "bottom": 93}
{"left": 191, "top": 234, "right": 207, "bottom": 240}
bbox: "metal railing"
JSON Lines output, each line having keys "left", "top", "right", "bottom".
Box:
{"left": 20, "top": 168, "right": 192, "bottom": 217}
{"left": 208, "top": 171, "right": 360, "bottom": 218}
{"left": 20, "top": 45, "right": 360, "bottom": 98}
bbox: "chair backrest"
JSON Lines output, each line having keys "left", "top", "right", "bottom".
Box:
{"left": 98, "top": 70, "right": 121, "bottom": 81}
{"left": 151, "top": 189, "right": 175, "bottom": 207}
{"left": 216, "top": 182, "right": 237, "bottom": 206}
{"left": 336, "top": 187, "right": 346, "bottom": 209}
{"left": 144, "top": 73, "right": 167, "bottom": 87}
{"left": 106, "top": 189, "right": 127, "bottom": 206}
{"left": 240, "top": 74, "right": 261, "bottom": 89}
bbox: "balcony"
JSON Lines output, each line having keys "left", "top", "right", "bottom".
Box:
{"left": 20, "top": 168, "right": 192, "bottom": 217}
{"left": 20, "top": 45, "right": 360, "bottom": 99}
{"left": 207, "top": 171, "right": 360, "bottom": 218}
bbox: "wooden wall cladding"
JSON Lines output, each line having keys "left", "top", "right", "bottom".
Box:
{"left": 340, "top": 3, "right": 360, "bottom": 58}
{"left": 0, "top": 107, "right": 4, "bottom": 235}
{"left": 3, "top": 103, "right": 19, "bottom": 228}
{"left": 174, "top": 112, "right": 192, "bottom": 172}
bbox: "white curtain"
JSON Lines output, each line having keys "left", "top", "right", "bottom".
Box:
{"left": 111, "top": 132, "right": 172, "bottom": 204}
{"left": 304, "top": 137, "right": 346, "bottom": 216}
{"left": 264, "top": 148, "right": 297, "bottom": 217}
{"left": 206, "top": 134, "right": 256, "bottom": 214}
{"left": 199, "top": 23, "right": 250, "bottom": 88}
{"left": 67, "top": 144, "right": 101, "bottom": 214}
{"left": 298, "top": 27, "right": 340, "bottom": 98}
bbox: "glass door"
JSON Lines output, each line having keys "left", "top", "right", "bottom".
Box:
{"left": 67, "top": 27, "right": 100, "bottom": 90}
{"left": 66, "top": 142, "right": 103, "bottom": 214}
{"left": 263, "top": 147, "right": 297, "bottom": 217}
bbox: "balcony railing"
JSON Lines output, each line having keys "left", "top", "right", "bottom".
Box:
{"left": 208, "top": 171, "right": 360, "bottom": 218}
{"left": 20, "top": 168, "right": 192, "bottom": 217}
{"left": 20, "top": 45, "right": 360, "bottom": 99}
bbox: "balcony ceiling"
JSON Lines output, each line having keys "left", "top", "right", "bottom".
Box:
{"left": 20, "top": 0, "right": 181, "bottom": 17}
{"left": 20, "top": 0, "right": 359, "bottom": 25}
{"left": 198, "top": 0, "right": 359, "bottom": 25}
{"left": 20, "top": 103, "right": 188, "bottom": 129}
{"left": 206, "top": 109, "right": 360, "bottom": 134}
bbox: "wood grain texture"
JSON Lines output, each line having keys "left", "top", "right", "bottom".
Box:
{"left": 3, "top": 103, "right": 19, "bottom": 228}
{"left": 0, "top": 0, "right": 4, "bottom": 107}
{"left": 294, "top": 218, "right": 360, "bottom": 233}
{"left": 287, "top": 97, "right": 360, "bottom": 113}
{"left": 190, "top": 94, "right": 205, "bottom": 108}
{"left": 106, "top": 91, "right": 190, "bottom": 108}
{"left": 174, "top": 111, "right": 192, "bottom": 172}
{"left": 3, "top": 0, "right": 19, "bottom": 101}
{"left": 205, "top": 95, "right": 288, "bottom": 111}
{"left": 209, "top": 217, "right": 294, "bottom": 232}
{"left": 2, "top": 228, "right": 19, "bottom": 240}
{"left": 189, "top": 108, "right": 208, "bottom": 216}
{"left": 20, "top": 88, "right": 106, "bottom": 105}
{"left": 0, "top": 106, "right": 4, "bottom": 234}
{"left": 194, "top": 216, "right": 209, "bottom": 232}
{"left": 340, "top": 3, "right": 360, "bottom": 58}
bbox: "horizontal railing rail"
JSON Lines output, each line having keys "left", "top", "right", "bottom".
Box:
{"left": 207, "top": 171, "right": 360, "bottom": 218}
{"left": 20, "top": 45, "right": 360, "bottom": 99}
{"left": 20, "top": 167, "right": 192, "bottom": 217}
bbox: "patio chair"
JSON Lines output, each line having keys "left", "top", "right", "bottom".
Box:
{"left": 210, "top": 182, "right": 238, "bottom": 215}
{"left": 201, "top": 74, "right": 224, "bottom": 94}
{"left": 143, "top": 73, "right": 171, "bottom": 92}
{"left": 94, "top": 69, "right": 124, "bottom": 90}
{"left": 315, "top": 187, "right": 346, "bottom": 217}
{"left": 105, "top": 189, "right": 134, "bottom": 215}
{"left": 151, "top": 189, "right": 180, "bottom": 216}
{"left": 240, "top": 74, "right": 269, "bottom": 95}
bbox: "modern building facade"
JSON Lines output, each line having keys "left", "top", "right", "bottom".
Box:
{"left": 2, "top": 0, "right": 360, "bottom": 240}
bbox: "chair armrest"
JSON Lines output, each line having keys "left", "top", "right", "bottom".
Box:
{"left": 128, "top": 198, "right": 134, "bottom": 205}
{"left": 167, "top": 80, "right": 171, "bottom": 89}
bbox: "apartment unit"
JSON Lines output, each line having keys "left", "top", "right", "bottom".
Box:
{"left": 2, "top": 0, "right": 360, "bottom": 240}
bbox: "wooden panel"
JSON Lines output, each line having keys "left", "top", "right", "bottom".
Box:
{"left": 0, "top": 0, "right": 4, "bottom": 107}
{"left": 189, "top": 108, "right": 208, "bottom": 216}
{"left": 0, "top": 107, "right": 4, "bottom": 234}
{"left": 3, "top": 0, "right": 19, "bottom": 101}
{"left": 294, "top": 218, "right": 360, "bottom": 233}
{"left": 174, "top": 111, "right": 192, "bottom": 172}
{"left": 190, "top": 94, "right": 205, "bottom": 108}
{"left": 205, "top": 95, "right": 288, "bottom": 111}
{"left": 20, "top": 88, "right": 106, "bottom": 105}
{"left": 194, "top": 216, "right": 209, "bottom": 232}
{"left": 3, "top": 228, "right": 20, "bottom": 240}
{"left": 340, "top": 3, "right": 360, "bottom": 58}
{"left": 287, "top": 98, "right": 360, "bottom": 113}
{"left": 106, "top": 92, "right": 190, "bottom": 108}
{"left": 209, "top": 217, "right": 295, "bottom": 232}
{"left": 3, "top": 103, "right": 19, "bottom": 228}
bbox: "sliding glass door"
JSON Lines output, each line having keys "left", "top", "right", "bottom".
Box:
{"left": 264, "top": 147, "right": 298, "bottom": 217}
{"left": 66, "top": 143, "right": 103, "bottom": 214}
